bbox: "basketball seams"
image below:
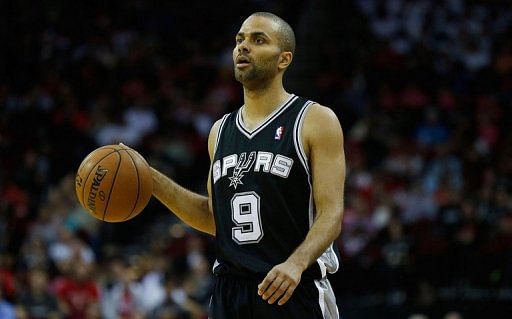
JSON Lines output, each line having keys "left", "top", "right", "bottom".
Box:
{"left": 102, "top": 150, "right": 122, "bottom": 221}
{"left": 125, "top": 147, "right": 151, "bottom": 171}
{"left": 121, "top": 149, "right": 141, "bottom": 221}
{"left": 96, "top": 146, "right": 117, "bottom": 151}
{"left": 80, "top": 149, "right": 118, "bottom": 209}
{"left": 76, "top": 144, "right": 152, "bottom": 222}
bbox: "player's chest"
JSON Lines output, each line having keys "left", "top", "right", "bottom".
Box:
{"left": 212, "top": 147, "right": 295, "bottom": 190}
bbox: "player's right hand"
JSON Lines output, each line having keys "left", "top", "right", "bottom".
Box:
{"left": 257, "top": 260, "right": 303, "bottom": 306}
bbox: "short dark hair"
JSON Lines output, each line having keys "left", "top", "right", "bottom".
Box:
{"left": 250, "top": 12, "right": 296, "bottom": 54}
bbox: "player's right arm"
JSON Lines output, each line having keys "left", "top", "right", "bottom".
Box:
{"left": 150, "top": 119, "right": 221, "bottom": 236}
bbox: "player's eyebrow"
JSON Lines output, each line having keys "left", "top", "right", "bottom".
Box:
{"left": 236, "top": 31, "right": 271, "bottom": 39}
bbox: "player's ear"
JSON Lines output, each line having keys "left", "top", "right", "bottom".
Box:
{"left": 278, "top": 51, "right": 293, "bottom": 71}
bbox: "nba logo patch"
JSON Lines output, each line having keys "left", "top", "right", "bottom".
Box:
{"left": 275, "top": 126, "right": 284, "bottom": 140}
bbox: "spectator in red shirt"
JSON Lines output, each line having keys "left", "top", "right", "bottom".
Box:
{"left": 0, "top": 254, "right": 16, "bottom": 302}
{"left": 54, "top": 261, "right": 99, "bottom": 319}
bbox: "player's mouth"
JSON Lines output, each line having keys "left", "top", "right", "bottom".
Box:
{"left": 236, "top": 55, "right": 251, "bottom": 68}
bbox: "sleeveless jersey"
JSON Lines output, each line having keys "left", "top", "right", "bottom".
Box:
{"left": 211, "top": 94, "right": 340, "bottom": 280}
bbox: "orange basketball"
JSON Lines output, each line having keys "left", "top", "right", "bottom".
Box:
{"left": 75, "top": 144, "right": 153, "bottom": 222}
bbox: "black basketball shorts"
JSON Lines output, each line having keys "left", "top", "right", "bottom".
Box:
{"left": 209, "top": 275, "right": 339, "bottom": 319}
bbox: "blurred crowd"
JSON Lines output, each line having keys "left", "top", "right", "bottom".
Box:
{"left": 334, "top": 0, "right": 512, "bottom": 317}
{"left": 1, "top": 0, "right": 512, "bottom": 318}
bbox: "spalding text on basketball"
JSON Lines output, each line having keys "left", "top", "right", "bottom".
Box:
{"left": 75, "top": 175, "right": 83, "bottom": 188}
{"left": 87, "top": 166, "right": 108, "bottom": 213}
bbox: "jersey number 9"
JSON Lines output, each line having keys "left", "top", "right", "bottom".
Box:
{"left": 231, "top": 192, "right": 264, "bottom": 244}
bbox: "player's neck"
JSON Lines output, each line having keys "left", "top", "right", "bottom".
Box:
{"left": 242, "top": 80, "right": 290, "bottom": 121}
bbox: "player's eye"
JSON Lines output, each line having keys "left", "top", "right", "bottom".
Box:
{"left": 236, "top": 38, "right": 243, "bottom": 44}
{"left": 255, "top": 38, "right": 264, "bottom": 44}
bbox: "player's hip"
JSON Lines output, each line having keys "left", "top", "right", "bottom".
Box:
{"left": 209, "top": 275, "right": 339, "bottom": 319}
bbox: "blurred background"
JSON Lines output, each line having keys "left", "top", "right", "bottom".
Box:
{"left": 1, "top": 0, "right": 512, "bottom": 318}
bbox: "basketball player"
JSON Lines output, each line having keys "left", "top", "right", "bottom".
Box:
{"left": 150, "top": 12, "right": 345, "bottom": 318}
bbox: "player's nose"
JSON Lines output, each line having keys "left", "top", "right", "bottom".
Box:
{"left": 237, "top": 41, "right": 250, "bottom": 53}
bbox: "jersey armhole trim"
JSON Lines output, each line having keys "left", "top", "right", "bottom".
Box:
{"left": 293, "top": 100, "right": 315, "bottom": 174}
{"left": 214, "top": 114, "right": 230, "bottom": 156}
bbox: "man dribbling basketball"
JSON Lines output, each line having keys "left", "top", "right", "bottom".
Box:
{"left": 149, "top": 12, "right": 345, "bottom": 319}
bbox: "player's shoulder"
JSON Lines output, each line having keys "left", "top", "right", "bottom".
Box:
{"left": 208, "top": 112, "right": 233, "bottom": 157}
{"left": 298, "top": 101, "right": 343, "bottom": 154}
{"left": 209, "top": 111, "right": 234, "bottom": 137}
{"left": 210, "top": 117, "right": 224, "bottom": 135}
{"left": 303, "top": 102, "right": 341, "bottom": 130}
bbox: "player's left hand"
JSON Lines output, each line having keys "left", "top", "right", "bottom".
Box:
{"left": 258, "top": 261, "right": 304, "bottom": 306}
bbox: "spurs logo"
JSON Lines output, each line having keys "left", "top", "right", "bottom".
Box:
{"left": 228, "top": 152, "right": 256, "bottom": 189}
{"left": 212, "top": 152, "right": 294, "bottom": 185}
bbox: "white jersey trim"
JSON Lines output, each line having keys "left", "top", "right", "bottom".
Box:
{"left": 214, "top": 114, "right": 230, "bottom": 156}
{"left": 293, "top": 100, "right": 314, "bottom": 227}
{"left": 321, "top": 244, "right": 340, "bottom": 274}
{"left": 235, "top": 94, "right": 297, "bottom": 139}
{"left": 293, "top": 100, "right": 341, "bottom": 276}
{"left": 316, "top": 279, "right": 326, "bottom": 317}
{"left": 314, "top": 278, "right": 340, "bottom": 319}
{"left": 212, "top": 259, "right": 220, "bottom": 272}
{"left": 293, "top": 100, "right": 314, "bottom": 174}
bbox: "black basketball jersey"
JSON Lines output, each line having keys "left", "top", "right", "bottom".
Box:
{"left": 211, "top": 94, "right": 340, "bottom": 280}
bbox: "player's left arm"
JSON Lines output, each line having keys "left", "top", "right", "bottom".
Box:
{"left": 258, "top": 103, "right": 345, "bottom": 305}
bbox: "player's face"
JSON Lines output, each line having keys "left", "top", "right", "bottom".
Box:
{"left": 233, "top": 16, "right": 283, "bottom": 86}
